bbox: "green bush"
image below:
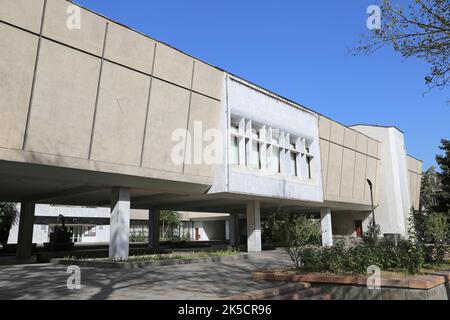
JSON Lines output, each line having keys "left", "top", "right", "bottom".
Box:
{"left": 280, "top": 214, "right": 321, "bottom": 268}
{"left": 129, "top": 231, "right": 147, "bottom": 243}
{"left": 424, "top": 212, "right": 448, "bottom": 263}
{"left": 280, "top": 213, "right": 425, "bottom": 274}
{"left": 0, "top": 203, "right": 17, "bottom": 248}
{"left": 290, "top": 240, "right": 424, "bottom": 274}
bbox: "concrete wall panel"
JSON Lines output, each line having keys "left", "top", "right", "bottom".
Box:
{"left": 0, "top": 25, "right": 38, "bottom": 149}
{"left": 104, "top": 22, "right": 156, "bottom": 74}
{"left": 192, "top": 61, "right": 223, "bottom": 100}
{"left": 320, "top": 139, "right": 330, "bottom": 192}
{"left": 326, "top": 143, "right": 343, "bottom": 196}
{"left": 353, "top": 153, "right": 367, "bottom": 200}
{"left": 90, "top": 62, "right": 150, "bottom": 166}
{"left": 356, "top": 133, "right": 368, "bottom": 154}
{"left": 43, "top": 0, "right": 107, "bottom": 56}
{"left": 329, "top": 121, "right": 345, "bottom": 145}
{"left": 368, "top": 139, "right": 379, "bottom": 158}
{"left": 319, "top": 116, "right": 331, "bottom": 140}
{"left": 25, "top": 40, "right": 100, "bottom": 158}
{"left": 407, "top": 155, "right": 422, "bottom": 210}
{"left": 153, "top": 43, "right": 193, "bottom": 89}
{"left": 142, "top": 79, "right": 190, "bottom": 173}
{"left": 365, "top": 156, "right": 377, "bottom": 201}
{"left": 340, "top": 148, "right": 356, "bottom": 198}
{"left": 183, "top": 93, "right": 221, "bottom": 178}
{"left": 0, "top": 0, "right": 44, "bottom": 33}
{"left": 344, "top": 128, "right": 357, "bottom": 149}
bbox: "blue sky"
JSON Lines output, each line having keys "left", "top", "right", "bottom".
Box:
{"left": 76, "top": 0, "right": 449, "bottom": 170}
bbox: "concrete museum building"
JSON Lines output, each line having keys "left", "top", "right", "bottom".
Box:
{"left": 0, "top": 0, "right": 422, "bottom": 259}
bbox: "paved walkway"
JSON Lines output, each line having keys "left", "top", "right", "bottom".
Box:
{"left": 0, "top": 249, "right": 293, "bottom": 300}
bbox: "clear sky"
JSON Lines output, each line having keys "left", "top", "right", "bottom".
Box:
{"left": 76, "top": 0, "right": 449, "bottom": 170}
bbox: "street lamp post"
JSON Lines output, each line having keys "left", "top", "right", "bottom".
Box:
{"left": 366, "top": 179, "right": 376, "bottom": 237}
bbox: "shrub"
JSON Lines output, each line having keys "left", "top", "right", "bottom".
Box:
{"left": 0, "top": 203, "right": 17, "bottom": 248}
{"left": 281, "top": 215, "right": 425, "bottom": 274}
{"left": 277, "top": 214, "right": 321, "bottom": 269}
{"left": 290, "top": 240, "right": 424, "bottom": 275}
{"left": 396, "top": 240, "right": 425, "bottom": 273}
{"left": 362, "top": 217, "right": 381, "bottom": 246}
{"left": 129, "top": 231, "right": 147, "bottom": 243}
{"left": 320, "top": 241, "right": 349, "bottom": 274}
{"left": 424, "top": 212, "right": 448, "bottom": 263}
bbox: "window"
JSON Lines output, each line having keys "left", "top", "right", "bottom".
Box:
{"left": 230, "top": 136, "right": 239, "bottom": 165}
{"left": 305, "top": 145, "right": 313, "bottom": 179}
{"left": 250, "top": 129, "right": 260, "bottom": 169}
{"left": 230, "top": 123, "right": 240, "bottom": 165}
{"left": 271, "top": 147, "right": 280, "bottom": 173}
{"left": 289, "top": 152, "right": 297, "bottom": 176}
{"left": 229, "top": 116, "right": 312, "bottom": 179}
{"left": 306, "top": 156, "right": 312, "bottom": 179}
{"left": 306, "top": 157, "right": 312, "bottom": 179}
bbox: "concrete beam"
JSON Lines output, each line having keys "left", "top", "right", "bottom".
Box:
{"left": 16, "top": 202, "right": 35, "bottom": 259}
{"left": 246, "top": 200, "right": 261, "bottom": 252}
{"left": 25, "top": 186, "right": 106, "bottom": 202}
{"left": 148, "top": 209, "right": 160, "bottom": 252}
{"left": 320, "top": 208, "right": 333, "bottom": 247}
{"left": 109, "top": 187, "right": 130, "bottom": 260}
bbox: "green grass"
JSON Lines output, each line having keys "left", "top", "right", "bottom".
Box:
{"left": 122, "top": 249, "right": 239, "bottom": 262}
{"left": 63, "top": 249, "right": 239, "bottom": 263}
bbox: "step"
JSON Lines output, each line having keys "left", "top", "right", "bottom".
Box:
{"left": 223, "top": 282, "right": 311, "bottom": 300}
{"left": 303, "top": 292, "right": 332, "bottom": 300}
{"left": 273, "top": 287, "right": 328, "bottom": 300}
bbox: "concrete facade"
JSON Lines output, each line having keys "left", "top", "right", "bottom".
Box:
{"left": 0, "top": 0, "right": 422, "bottom": 259}
{"left": 351, "top": 125, "right": 422, "bottom": 236}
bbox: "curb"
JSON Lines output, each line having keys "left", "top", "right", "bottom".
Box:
{"left": 222, "top": 282, "right": 311, "bottom": 300}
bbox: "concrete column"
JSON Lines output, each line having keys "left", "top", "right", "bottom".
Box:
{"left": 16, "top": 202, "right": 35, "bottom": 259}
{"left": 246, "top": 200, "right": 262, "bottom": 252}
{"left": 148, "top": 209, "right": 160, "bottom": 252}
{"left": 109, "top": 187, "right": 130, "bottom": 260}
{"left": 320, "top": 208, "right": 333, "bottom": 247}
{"left": 229, "top": 213, "right": 240, "bottom": 248}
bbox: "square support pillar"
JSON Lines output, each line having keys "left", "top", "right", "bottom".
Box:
{"left": 109, "top": 187, "right": 130, "bottom": 260}
{"left": 246, "top": 200, "right": 261, "bottom": 252}
{"left": 229, "top": 213, "right": 240, "bottom": 248}
{"left": 320, "top": 208, "right": 333, "bottom": 247}
{"left": 148, "top": 209, "right": 160, "bottom": 252}
{"left": 16, "top": 202, "right": 35, "bottom": 259}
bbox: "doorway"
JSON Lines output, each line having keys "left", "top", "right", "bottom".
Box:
{"left": 354, "top": 220, "right": 363, "bottom": 237}
{"left": 195, "top": 228, "right": 200, "bottom": 240}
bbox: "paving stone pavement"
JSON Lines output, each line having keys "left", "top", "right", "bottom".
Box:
{"left": 0, "top": 249, "right": 294, "bottom": 300}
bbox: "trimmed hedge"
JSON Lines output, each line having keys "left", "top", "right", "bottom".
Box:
{"left": 296, "top": 240, "right": 425, "bottom": 274}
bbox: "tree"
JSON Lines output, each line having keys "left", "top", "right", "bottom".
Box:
{"left": 160, "top": 210, "right": 181, "bottom": 239}
{"left": 280, "top": 214, "right": 321, "bottom": 269}
{"left": 362, "top": 217, "right": 382, "bottom": 246}
{"left": 414, "top": 166, "right": 438, "bottom": 241}
{"left": 424, "top": 212, "right": 448, "bottom": 262}
{"left": 355, "top": 0, "right": 450, "bottom": 92}
{"left": 435, "top": 139, "right": 450, "bottom": 214}
{"left": 420, "top": 166, "right": 437, "bottom": 212}
{"left": 0, "top": 203, "right": 17, "bottom": 248}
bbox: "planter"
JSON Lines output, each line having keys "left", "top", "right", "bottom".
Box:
{"left": 43, "top": 242, "right": 74, "bottom": 251}
{"left": 53, "top": 253, "right": 248, "bottom": 269}
{"left": 251, "top": 271, "right": 450, "bottom": 300}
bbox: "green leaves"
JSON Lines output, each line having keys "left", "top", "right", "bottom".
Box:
{"left": 354, "top": 0, "right": 450, "bottom": 92}
{"left": 0, "top": 202, "right": 17, "bottom": 247}
{"left": 160, "top": 210, "right": 182, "bottom": 227}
